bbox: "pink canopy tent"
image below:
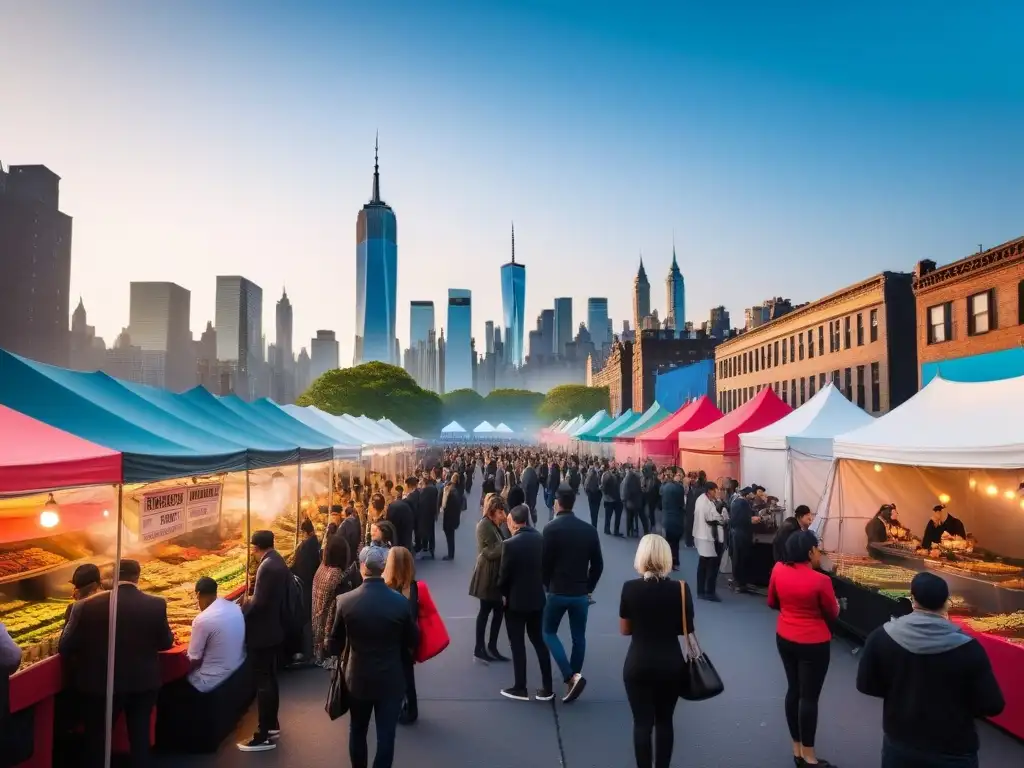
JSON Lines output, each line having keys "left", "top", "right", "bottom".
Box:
{"left": 677, "top": 387, "right": 792, "bottom": 480}
{"left": 631, "top": 397, "right": 723, "bottom": 465}
{"left": 0, "top": 403, "right": 122, "bottom": 494}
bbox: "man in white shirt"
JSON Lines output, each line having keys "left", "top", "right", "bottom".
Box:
{"left": 187, "top": 577, "right": 246, "bottom": 693}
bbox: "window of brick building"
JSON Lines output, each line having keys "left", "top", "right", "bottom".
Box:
{"left": 832, "top": 369, "right": 840, "bottom": 387}
{"left": 856, "top": 365, "right": 866, "bottom": 408}
{"left": 870, "top": 309, "right": 878, "bottom": 342}
{"left": 818, "top": 326, "right": 824, "bottom": 356}
{"left": 782, "top": 338, "right": 788, "bottom": 364}
{"left": 790, "top": 336, "right": 795, "bottom": 362}
{"left": 927, "top": 302, "right": 952, "bottom": 343}
{"left": 807, "top": 330, "right": 814, "bottom": 359}
{"left": 798, "top": 334, "right": 805, "bottom": 361}
{"left": 832, "top": 321, "right": 841, "bottom": 351}
{"left": 844, "top": 368, "right": 852, "bottom": 400}
{"left": 791, "top": 379, "right": 797, "bottom": 404}
{"left": 819, "top": 372, "right": 826, "bottom": 389}
{"left": 870, "top": 362, "right": 880, "bottom": 412}
{"left": 844, "top": 317, "right": 851, "bottom": 348}
{"left": 761, "top": 346, "right": 766, "bottom": 370}
{"left": 774, "top": 341, "right": 779, "bottom": 365}
{"left": 782, "top": 379, "right": 788, "bottom": 405}
{"left": 967, "top": 290, "right": 995, "bottom": 335}
{"left": 767, "top": 344, "right": 772, "bottom": 368}
{"left": 799, "top": 377, "right": 806, "bottom": 404}
{"left": 856, "top": 313, "right": 864, "bottom": 346}
{"left": 808, "top": 375, "right": 816, "bottom": 398}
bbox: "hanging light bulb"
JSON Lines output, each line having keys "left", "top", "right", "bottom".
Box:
{"left": 986, "top": 485, "right": 999, "bottom": 497}
{"left": 39, "top": 493, "right": 60, "bottom": 529}
{"left": 938, "top": 493, "right": 951, "bottom": 505}
{"left": 969, "top": 477, "right": 977, "bottom": 490}
{"left": 873, "top": 464, "right": 883, "bottom": 473}
{"left": 1004, "top": 490, "right": 1016, "bottom": 500}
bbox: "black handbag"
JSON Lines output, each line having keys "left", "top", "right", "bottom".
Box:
{"left": 678, "top": 582, "right": 725, "bottom": 701}
{"left": 325, "top": 663, "right": 350, "bottom": 720}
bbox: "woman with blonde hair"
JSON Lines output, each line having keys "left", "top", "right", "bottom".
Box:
{"left": 384, "top": 546, "right": 421, "bottom": 724}
{"left": 619, "top": 534, "right": 695, "bottom": 768}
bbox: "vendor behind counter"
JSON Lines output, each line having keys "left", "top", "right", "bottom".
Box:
{"left": 920, "top": 505, "right": 967, "bottom": 550}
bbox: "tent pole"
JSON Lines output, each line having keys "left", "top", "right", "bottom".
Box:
{"left": 296, "top": 462, "right": 302, "bottom": 550}
{"left": 103, "top": 483, "right": 124, "bottom": 768}
{"left": 244, "top": 470, "right": 252, "bottom": 598}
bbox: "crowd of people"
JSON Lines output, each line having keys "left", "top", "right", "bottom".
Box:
{"left": 0, "top": 444, "right": 1010, "bottom": 768}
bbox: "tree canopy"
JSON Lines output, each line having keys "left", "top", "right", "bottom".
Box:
{"left": 537, "top": 384, "right": 610, "bottom": 423}
{"left": 441, "top": 388, "right": 547, "bottom": 430}
{"left": 296, "top": 362, "right": 442, "bottom": 438}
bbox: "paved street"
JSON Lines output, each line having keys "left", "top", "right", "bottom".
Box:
{"left": 167, "top": 475, "right": 1022, "bottom": 767}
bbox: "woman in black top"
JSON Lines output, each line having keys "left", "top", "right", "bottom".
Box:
{"left": 620, "top": 534, "right": 695, "bottom": 768}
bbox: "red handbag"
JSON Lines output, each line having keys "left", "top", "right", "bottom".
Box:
{"left": 412, "top": 581, "right": 450, "bottom": 663}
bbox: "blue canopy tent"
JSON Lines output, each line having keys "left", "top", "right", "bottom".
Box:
{"left": 0, "top": 350, "right": 246, "bottom": 482}
{"left": 119, "top": 380, "right": 303, "bottom": 467}
{"left": 218, "top": 396, "right": 353, "bottom": 460}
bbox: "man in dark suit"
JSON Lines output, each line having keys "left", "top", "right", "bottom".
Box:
{"left": 660, "top": 471, "right": 686, "bottom": 568}
{"left": 290, "top": 518, "right": 321, "bottom": 662}
{"left": 416, "top": 473, "right": 440, "bottom": 559}
{"left": 402, "top": 476, "right": 421, "bottom": 551}
{"left": 330, "top": 546, "right": 418, "bottom": 768}
{"left": 545, "top": 461, "right": 561, "bottom": 520}
{"left": 521, "top": 462, "right": 540, "bottom": 524}
{"left": 497, "top": 504, "right": 553, "bottom": 702}
{"left": 339, "top": 505, "right": 363, "bottom": 569}
{"left": 239, "top": 530, "right": 290, "bottom": 752}
{"left": 58, "top": 559, "right": 173, "bottom": 768}
{"left": 386, "top": 485, "right": 415, "bottom": 552}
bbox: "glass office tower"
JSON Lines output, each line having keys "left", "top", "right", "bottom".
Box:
{"left": 587, "top": 297, "right": 609, "bottom": 347}
{"left": 500, "top": 223, "right": 526, "bottom": 366}
{"left": 354, "top": 138, "right": 398, "bottom": 364}
{"left": 446, "top": 289, "right": 473, "bottom": 391}
{"left": 410, "top": 300, "right": 435, "bottom": 347}
{"left": 553, "top": 297, "right": 573, "bottom": 358}
{"left": 215, "top": 275, "right": 263, "bottom": 400}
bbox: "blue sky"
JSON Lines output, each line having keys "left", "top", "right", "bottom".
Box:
{"left": 2, "top": 1, "right": 1021, "bottom": 362}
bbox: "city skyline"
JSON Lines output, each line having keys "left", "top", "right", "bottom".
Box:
{"left": 2, "top": 3, "right": 1022, "bottom": 368}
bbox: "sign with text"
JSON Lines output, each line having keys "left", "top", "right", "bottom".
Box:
{"left": 138, "top": 482, "right": 223, "bottom": 544}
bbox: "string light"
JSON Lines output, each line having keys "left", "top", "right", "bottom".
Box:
{"left": 39, "top": 493, "right": 60, "bottom": 529}
{"left": 969, "top": 478, "right": 977, "bottom": 490}
{"left": 1004, "top": 490, "right": 1016, "bottom": 500}
{"left": 873, "top": 464, "right": 883, "bottom": 473}
{"left": 986, "top": 485, "right": 999, "bottom": 497}
{"left": 938, "top": 494, "right": 951, "bottom": 504}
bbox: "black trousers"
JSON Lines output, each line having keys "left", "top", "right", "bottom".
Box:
{"left": 696, "top": 543, "right": 724, "bottom": 596}
{"left": 505, "top": 609, "right": 552, "bottom": 691}
{"left": 416, "top": 519, "right": 436, "bottom": 554}
{"left": 683, "top": 508, "right": 695, "bottom": 547}
{"left": 627, "top": 505, "right": 650, "bottom": 537}
{"left": 348, "top": 695, "right": 403, "bottom": 768}
{"left": 250, "top": 646, "right": 280, "bottom": 736}
{"left": 604, "top": 501, "right": 623, "bottom": 533}
{"left": 401, "top": 654, "right": 417, "bottom": 719}
{"left": 443, "top": 526, "right": 456, "bottom": 558}
{"left": 776, "top": 636, "right": 830, "bottom": 748}
{"left": 664, "top": 528, "right": 682, "bottom": 567}
{"left": 81, "top": 689, "right": 158, "bottom": 768}
{"left": 476, "top": 599, "right": 504, "bottom": 650}
{"left": 624, "top": 675, "right": 678, "bottom": 768}
{"left": 732, "top": 536, "right": 753, "bottom": 589}
{"left": 587, "top": 491, "right": 602, "bottom": 527}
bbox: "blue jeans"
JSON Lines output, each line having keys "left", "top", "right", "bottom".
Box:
{"left": 542, "top": 594, "right": 590, "bottom": 682}
{"left": 349, "top": 695, "right": 403, "bottom": 768}
{"left": 882, "top": 736, "right": 978, "bottom": 768}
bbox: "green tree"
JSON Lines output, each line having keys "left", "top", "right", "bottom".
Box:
{"left": 441, "top": 389, "right": 485, "bottom": 426}
{"left": 297, "top": 362, "right": 442, "bottom": 438}
{"left": 538, "top": 384, "right": 610, "bottom": 423}
{"left": 483, "top": 389, "right": 545, "bottom": 429}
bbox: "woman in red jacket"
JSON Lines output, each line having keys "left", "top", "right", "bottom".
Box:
{"left": 767, "top": 531, "right": 840, "bottom": 768}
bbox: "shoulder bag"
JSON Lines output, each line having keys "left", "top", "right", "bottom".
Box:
{"left": 325, "top": 629, "right": 350, "bottom": 719}
{"left": 413, "top": 581, "right": 450, "bottom": 663}
{"left": 678, "top": 582, "right": 724, "bottom": 701}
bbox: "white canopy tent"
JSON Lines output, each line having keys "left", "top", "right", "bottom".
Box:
{"left": 740, "top": 383, "right": 874, "bottom": 514}
{"left": 440, "top": 420, "right": 467, "bottom": 438}
{"left": 494, "top": 423, "right": 514, "bottom": 434}
{"left": 473, "top": 420, "right": 497, "bottom": 434}
{"left": 816, "top": 375, "right": 1024, "bottom": 555}
{"left": 379, "top": 418, "right": 417, "bottom": 442}
{"left": 559, "top": 415, "right": 584, "bottom": 433}
{"left": 282, "top": 404, "right": 370, "bottom": 450}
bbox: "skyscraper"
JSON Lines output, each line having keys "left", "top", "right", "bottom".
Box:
{"left": 665, "top": 245, "right": 685, "bottom": 334}
{"left": 310, "top": 330, "right": 340, "bottom": 380}
{"left": 587, "top": 297, "right": 610, "bottom": 348}
{"left": 274, "top": 289, "right": 294, "bottom": 403}
{"left": 500, "top": 222, "right": 526, "bottom": 366}
{"left": 410, "top": 300, "right": 435, "bottom": 347}
{"left": 128, "top": 282, "right": 193, "bottom": 391}
{"left": 354, "top": 136, "right": 397, "bottom": 365}
{"left": 633, "top": 257, "right": 650, "bottom": 334}
{"left": 484, "top": 320, "right": 495, "bottom": 355}
{"left": 554, "top": 297, "right": 573, "bottom": 358}
{"left": 215, "top": 275, "right": 263, "bottom": 400}
{"left": 538, "top": 309, "right": 555, "bottom": 359}
{"left": 0, "top": 164, "right": 72, "bottom": 366}
{"left": 445, "top": 289, "right": 473, "bottom": 391}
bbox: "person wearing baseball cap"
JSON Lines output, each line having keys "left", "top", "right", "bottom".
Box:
{"left": 328, "top": 546, "right": 418, "bottom": 768}
{"left": 857, "top": 572, "right": 1004, "bottom": 766}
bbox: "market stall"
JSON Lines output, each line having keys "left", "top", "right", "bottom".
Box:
{"left": 740, "top": 383, "right": 873, "bottom": 515}
{"left": 613, "top": 402, "right": 671, "bottom": 464}
{"left": 817, "top": 374, "right": 1024, "bottom": 740}
{"left": 574, "top": 410, "right": 638, "bottom": 457}
{"left": 632, "top": 396, "right": 723, "bottom": 466}
{"left": 677, "top": 387, "right": 791, "bottom": 480}
{"left": 439, "top": 421, "right": 468, "bottom": 441}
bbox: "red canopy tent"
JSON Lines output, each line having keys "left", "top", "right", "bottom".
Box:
{"left": 677, "top": 387, "right": 791, "bottom": 480}
{"left": 632, "top": 396, "right": 723, "bottom": 464}
{"left": 0, "top": 403, "right": 122, "bottom": 494}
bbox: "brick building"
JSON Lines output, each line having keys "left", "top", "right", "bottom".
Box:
{"left": 589, "top": 339, "right": 633, "bottom": 414}
{"left": 632, "top": 330, "right": 718, "bottom": 412}
{"left": 913, "top": 236, "right": 1024, "bottom": 385}
{"left": 715, "top": 273, "right": 917, "bottom": 415}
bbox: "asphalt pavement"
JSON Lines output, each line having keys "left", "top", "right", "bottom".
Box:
{"left": 164, "top": 473, "right": 1023, "bottom": 767}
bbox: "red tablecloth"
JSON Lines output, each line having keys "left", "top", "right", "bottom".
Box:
{"left": 953, "top": 620, "right": 1024, "bottom": 740}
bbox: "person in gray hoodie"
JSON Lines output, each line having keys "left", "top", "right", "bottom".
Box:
{"left": 856, "top": 572, "right": 1004, "bottom": 768}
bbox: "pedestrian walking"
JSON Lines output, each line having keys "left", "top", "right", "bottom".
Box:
{"left": 469, "top": 495, "right": 510, "bottom": 664}
{"left": 541, "top": 483, "right": 604, "bottom": 703}
{"left": 441, "top": 472, "right": 463, "bottom": 560}
{"left": 498, "top": 504, "right": 554, "bottom": 702}
{"left": 693, "top": 482, "right": 726, "bottom": 601}
{"left": 768, "top": 531, "right": 840, "bottom": 767}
